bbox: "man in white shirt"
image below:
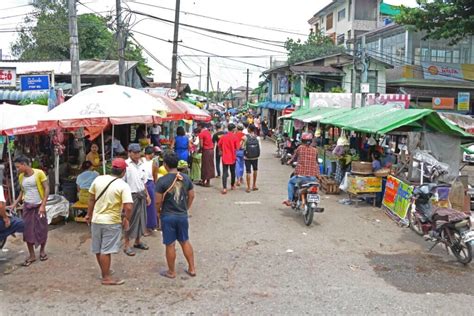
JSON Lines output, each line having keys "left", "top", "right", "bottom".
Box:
{"left": 150, "top": 124, "right": 162, "bottom": 147}
{"left": 123, "top": 143, "right": 151, "bottom": 256}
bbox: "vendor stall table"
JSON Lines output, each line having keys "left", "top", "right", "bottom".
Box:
{"left": 347, "top": 175, "right": 382, "bottom": 207}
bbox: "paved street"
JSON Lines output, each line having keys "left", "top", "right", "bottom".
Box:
{"left": 0, "top": 141, "right": 473, "bottom": 314}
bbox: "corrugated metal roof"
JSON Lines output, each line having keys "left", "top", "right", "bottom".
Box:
{"left": 0, "top": 60, "right": 138, "bottom": 76}
{"left": 289, "top": 66, "right": 344, "bottom": 75}
{"left": 0, "top": 90, "right": 47, "bottom": 101}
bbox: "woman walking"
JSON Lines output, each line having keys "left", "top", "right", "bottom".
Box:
{"left": 198, "top": 123, "right": 215, "bottom": 187}
{"left": 190, "top": 128, "right": 202, "bottom": 182}
{"left": 235, "top": 124, "right": 246, "bottom": 186}
{"left": 173, "top": 126, "right": 191, "bottom": 163}
{"left": 143, "top": 146, "right": 158, "bottom": 234}
{"left": 10, "top": 156, "right": 49, "bottom": 266}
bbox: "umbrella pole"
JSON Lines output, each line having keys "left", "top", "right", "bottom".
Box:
{"left": 111, "top": 125, "right": 115, "bottom": 161}
{"left": 6, "top": 137, "right": 16, "bottom": 204}
{"left": 55, "top": 150, "right": 60, "bottom": 195}
{"left": 101, "top": 131, "right": 106, "bottom": 174}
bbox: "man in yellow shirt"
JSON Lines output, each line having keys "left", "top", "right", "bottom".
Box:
{"left": 86, "top": 158, "right": 133, "bottom": 286}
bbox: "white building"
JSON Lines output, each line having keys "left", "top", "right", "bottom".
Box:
{"left": 308, "top": 0, "right": 384, "bottom": 47}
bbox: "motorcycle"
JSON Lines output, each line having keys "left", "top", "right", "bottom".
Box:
{"left": 408, "top": 183, "right": 474, "bottom": 264}
{"left": 280, "top": 140, "right": 299, "bottom": 166}
{"left": 290, "top": 177, "right": 324, "bottom": 226}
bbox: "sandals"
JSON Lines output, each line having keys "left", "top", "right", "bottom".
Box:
{"left": 40, "top": 254, "right": 48, "bottom": 261}
{"left": 221, "top": 189, "right": 227, "bottom": 195}
{"left": 123, "top": 248, "right": 136, "bottom": 256}
{"left": 101, "top": 279, "right": 125, "bottom": 286}
{"left": 246, "top": 188, "right": 251, "bottom": 193}
{"left": 133, "top": 242, "right": 149, "bottom": 250}
{"left": 252, "top": 187, "right": 259, "bottom": 191}
{"left": 184, "top": 269, "right": 196, "bottom": 277}
{"left": 22, "top": 258, "right": 36, "bottom": 267}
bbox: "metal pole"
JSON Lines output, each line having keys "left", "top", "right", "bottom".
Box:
{"left": 101, "top": 131, "right": 106, "bottom": 174}
{"left": 6, "top": 138, "right": 16, "bottom": 204}
{"left": 198, "top": 67, "right": 202, "bottom": 91}
{"left": 245, "top": 68, "right": 250, "bottom": 105}
{"left": 206, "top": 57, "right": 210, "bottom": 109}
{"left": 68, "top": 0, "right": 81, "bottom": 95}
{"left": 299, "top": 74, "right": 305, "bottom": 109}
{"left": 116, "top": 0, "right": 126, "bottom": 86}
{"left": 111, "top": 125, "right": 115, "bottom": 160}
{"left": 55, "top": 150, "right": 60, "bottom": 195}
{"left": 361, "top": 35, "right": 368, "bottom": 107}
{"left": 170, "top": 0, "right": 181, "bottom": 89}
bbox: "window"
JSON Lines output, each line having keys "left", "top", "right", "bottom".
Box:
{"left": 347, "top": 30, "right": 351, "bottom": 40}
{"left": 453, "top": 50, "right": 460, "bottom": 63}
{"left": 337, "top": 34, "right": 345, "bottom": 45}
{"left": 338, "top": 8, "right": 346, "bottom": 21}
{"left": 326, "top": 13, "right": 333, "bottom": 30}
{"left": 368, "top": 71, "right": 378, "bottom": 93}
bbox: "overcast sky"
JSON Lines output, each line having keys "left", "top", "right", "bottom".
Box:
{"left": 0, "top": 0, "right": 418, "bottom": 91}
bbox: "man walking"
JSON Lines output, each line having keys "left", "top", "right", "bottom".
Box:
{"left": 218, "top": 123, "right": 240, "bottom": 194}
{"left": 86, "top": 158, "right": 133, "bottom": 285}
{"left": 241, "top": 124, "right": 261, "bottom": 193}
{"left": 123, "top": 143, "right": 151, "bottom": 256}
{"left": 155, "top": 152, "right": 196, "bottom": 279}
{"left": 212, "top": 123, "right": 226, "bottom": 178}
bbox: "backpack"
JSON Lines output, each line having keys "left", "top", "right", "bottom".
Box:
{"left": 245, "top": 135, "right": 260, "bottom": 159}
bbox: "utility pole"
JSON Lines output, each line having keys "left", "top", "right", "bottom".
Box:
{"left": 206, "top": 57, "right": 210, "bottom": 108}
{"left": 68, "top": 0, "right": 81, "bottom": 95}
{"left": 116, "top": 0, "right": 126, "bottom": 86}
{"left": 360, "top": 35, "right": 368, "bottom": 107}
{"left": 198, "top": 67, "right": 202, "bottom": 91}
{"left": 351, "top": 34, "right": 358, "bottom": 109}
{"left": 217, "top": 81, "right": 220, "bottom": 102}
{"left": 170, "top": 0, "right": 181, "bottom": 89}
{"left": 245, "top": 68, "right": 250, "bottom": 105}
{"left": 177, "top": 71, "right": 182, "bottom": 98}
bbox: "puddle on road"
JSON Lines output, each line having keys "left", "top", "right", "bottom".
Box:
{"left": 366, "top": 251, "right": 474, "bottom": 295}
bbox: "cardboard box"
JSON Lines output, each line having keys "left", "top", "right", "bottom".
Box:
{"left": 348, "top": 175, "right": 382, "bottom": 194}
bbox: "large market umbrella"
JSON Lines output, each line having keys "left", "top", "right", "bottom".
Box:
{"left": 177, "top": 100, "right": 211, "bottom": 122}
{"left": 0, "top": 103, "right": 48, "bottom": 203}
{"left": 149, "top": 93, "right": 187, "bottom": 121}
{"left": 39, "top": 84, "right": 168, "bottom": 172}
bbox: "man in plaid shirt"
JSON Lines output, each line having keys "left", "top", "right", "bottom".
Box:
{"left": 283, "top": 132, "right": 320, "bottom": 206}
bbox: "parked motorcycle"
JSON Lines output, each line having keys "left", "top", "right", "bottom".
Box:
{"left": 408, "top": 183, "right": 474, "bottom": 264}
{"left": 290, "top": 178, "right": 324, "bottom": 226}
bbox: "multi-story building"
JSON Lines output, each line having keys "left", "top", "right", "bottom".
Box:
{"left": 308, "top": 0, "right": 398, "bottom": 47}
{"left": 363, "top": 24, "right": 474, "bottom": 110}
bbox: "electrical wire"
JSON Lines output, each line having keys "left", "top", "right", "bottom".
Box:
{"left": 129, "top": 1, "right": 308, "bottom": 37}
{"left": 126, "top": 9, "right": 286, "bottom": 47}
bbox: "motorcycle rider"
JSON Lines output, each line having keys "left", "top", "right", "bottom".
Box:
{"left": 283, "top": 132, "right": 320, "bottom": 207}
{"left": 0, "top": 185, "right": 24, "bottom": 245}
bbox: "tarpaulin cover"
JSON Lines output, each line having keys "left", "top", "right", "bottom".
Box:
{"left": 0, "top": 103, "right": 48, "bottom": 135}
{"left": 258, "top": 101, "right": 293, "bottom": 110}
{"left": 300, "top": 107, "right": 350, "bottom": 123}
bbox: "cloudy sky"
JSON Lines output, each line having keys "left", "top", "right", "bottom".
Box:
{"left": 0, "top": 0, "right": 418, "bottom": 91}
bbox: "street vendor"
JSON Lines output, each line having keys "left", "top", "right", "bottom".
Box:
{"left": 76, "top": 161, "right": 99, "bottom": 204}
{"left": 372, "top": 152, "right": 382, "bottom": 172}
{"left": 86, "top": 143, "right": 101, "bottom": 169}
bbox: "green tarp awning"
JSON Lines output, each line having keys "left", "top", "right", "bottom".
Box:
{"left": 300, "top": 107, "right": 350, "bottom": 123}
{"left": 319, "top": 105, "right": 473, "bottom": 137}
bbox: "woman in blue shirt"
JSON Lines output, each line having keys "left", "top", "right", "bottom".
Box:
{"left": 173, "top": 126, "right": 191, "bottom": 162}
{"left": 76, "top": 161, "right": 99, "bottom": 204}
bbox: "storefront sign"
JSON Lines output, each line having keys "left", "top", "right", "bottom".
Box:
{"left": 347, "top": 176, "right": 382, "bottom": 194}
{"left": 0, "top": 67, "right": 16, "bottom": 87}
{"left": 309, "top": 93, "right": 410, "bottom": 108}
{"left": 383, "top": 175, "right": 413, "bottom": 220}
{"left": 422, "top": 62, "right": 464, "bottom": 81}
{"left": 432, "top": 97, "right": 455, "bottom": 110}
{"left": 458, "top": 92, "right": 470, "bottom": 111}
{"left": 20, "top": 75, "right": 50, "bottom": 91}
{"left": 277, "top": 74, "right": 289, "bottom": 94}
{"left": 166, "top": 88, "right": 178, "bottom": 99}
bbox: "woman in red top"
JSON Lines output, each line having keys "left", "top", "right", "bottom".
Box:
{"left": 218, "top": 123, "right": 240, "bottom": 194}
{"left": 198, "top": 123, "right": 215, "bottom": 187}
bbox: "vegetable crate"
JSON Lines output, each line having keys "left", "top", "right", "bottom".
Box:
{"left": 320, "top": 175, "right": 340, "bottom": 195}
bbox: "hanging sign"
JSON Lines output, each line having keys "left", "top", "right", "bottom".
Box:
{"left": 432, "top": 97, "right": 455, "bottom": 110}
{"left": 383, "top": 175, "right": 413, "bottom": 220}
{"left": 20, "top": 75, "right": 50, "bottom": 91}
{"left": 167, "top": 88, "right": 178, "bottom": 100}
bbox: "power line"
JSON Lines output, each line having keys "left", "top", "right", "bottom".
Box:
{"left": 127, "top": 9, "right": 286, "bottom": 46}
{"left": 131, "top": 30, "right": 268, "bottom": 69}
{"left": 129, "top": 0, "right": 308, "bottom": 37}
{"left": 180, "top": 54, "right": 284, "bottom": 59}
{"left": 0, "top": 3, "right": 32, "bottom": 11}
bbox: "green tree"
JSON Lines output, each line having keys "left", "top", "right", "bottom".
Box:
{"left": 284, "top": 32, "right": 345, "bottom": 65}
{"left": 395, "top": 0, "right": 474, "bottom": 44}
{"left": 11, "top": 0, "right": 152, "bottom": 76}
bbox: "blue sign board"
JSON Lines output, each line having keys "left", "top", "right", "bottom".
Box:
{"left": 20, "top": 75, "right": 50, "bottom": 91}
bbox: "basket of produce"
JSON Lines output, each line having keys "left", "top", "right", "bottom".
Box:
{"left": 351, "top": 161, "right": 373, "bottom": 175}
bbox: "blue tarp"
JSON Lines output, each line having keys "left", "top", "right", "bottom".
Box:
{"left": 259, "top": 101, "right": 293, "bottom": 110}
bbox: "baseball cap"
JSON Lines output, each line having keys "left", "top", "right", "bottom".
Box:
{"left": 112, "top": 158, "right": 128, "bottom": 170}
{"left": 144, "top": 146, "right": 154, "bottom": 155}
{"left": 128, "top": 143, "right": 141, "bottom": 152}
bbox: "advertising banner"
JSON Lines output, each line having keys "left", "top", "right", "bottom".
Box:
{"left": 422, "top": 62, "right": 464, "bottom": 81}
{"left": 458, "top": 92, "right": 470, "bottom": 111}
{"left": 432, "top": 97, "right": 455, "bottom": 110}
{"left": 309, "top": 93, "right": 410, "bottom": 108}
{"left": 0, "top": 67, "right": 16, "bottom": 87}
{"left": 383, "top": 175, "right": 413, "bottom": 220}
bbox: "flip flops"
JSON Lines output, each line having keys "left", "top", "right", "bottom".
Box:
{"left": 184, "top": 269, "right": 196, "bottom": 277}
{"left": 22, "top": 258, "right": 36, "bottom": 267}
{"left": 160, "top": 270, "right": 176, "bottom": 279}
{"left": 133, "top": 242, "right": 149, "bottom": 250}
{"left": 123, "top": 248, "right": 136, "bottom": 256}
{"left": 40, "top": 254, "right": 48, "bottom": 261}
{"left": 101, "top": 279, "right": 125, "bottom": 286}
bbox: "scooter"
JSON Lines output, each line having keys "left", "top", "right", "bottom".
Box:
{"left": 290, "top": 177, "right": 324, "bottom": 226}
{"left": 408, "top": 183, "right": 474, "bottom": 264}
